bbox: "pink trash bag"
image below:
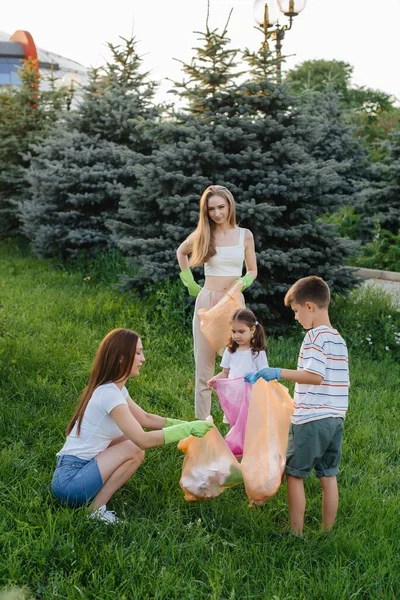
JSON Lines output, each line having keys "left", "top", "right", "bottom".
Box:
{"left": 213, "top": 377, "right": 252, "bottom": 457}
{"left": 198, "top": 280, "right": 243, "bottom": 356}
{"left": 241, "top": 379, "right": 294, "bottom": 506}
{"left": 177, "top": 419, "right": 243, "bottom": 502}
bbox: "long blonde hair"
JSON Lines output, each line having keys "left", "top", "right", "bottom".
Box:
{"left": 189, "top": 185, "right": 237, "bottom": 267}
{"left": 66, "top": 328, "right": 139, "bottom": 436}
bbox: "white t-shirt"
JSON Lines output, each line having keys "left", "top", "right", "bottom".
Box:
{"left": 220, "top": 347, "right": 269, "bottom": 379}
{"left": 293, "top": 326, "right": 349, "bottom": 424}
{"left": 57, "top": 382, "right": 129, "bottom": 460}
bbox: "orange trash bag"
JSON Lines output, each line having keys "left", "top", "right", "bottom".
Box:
{"left": 178, "top": 419, "right": 243, "bottom": 502}
{"left": 241, "top": 379, "right": 294, "bottom": 506}
{"left": 198, "top": 280, "right": 243, "bottom": 356}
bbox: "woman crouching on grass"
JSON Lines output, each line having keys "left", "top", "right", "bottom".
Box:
{"left": 51, "top": 328, "right": 212, "bottom": 524}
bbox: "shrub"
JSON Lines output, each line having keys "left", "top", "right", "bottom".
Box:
{"left": 330, "top": 284, "right": 400, "bottom": 361}
{"left": 349, "top": 221, "right": 400, "bottom": 273}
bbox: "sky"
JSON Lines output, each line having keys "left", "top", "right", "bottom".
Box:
{"left": 3, "top": 0, "right": 400, "bottom": 103}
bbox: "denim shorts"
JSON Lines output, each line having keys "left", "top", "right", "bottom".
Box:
{"left": 285, "top": 417, "right": 344, "bottom": 478}
{"left": 51, "top": 455, "right": 103, "bottom": 507}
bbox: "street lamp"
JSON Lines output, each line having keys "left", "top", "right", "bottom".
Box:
{"left": 253, "top": 0, "right": 306, "bottom": 83}
{"left": 60, "top": 72, "right": 84, "bottom": 111}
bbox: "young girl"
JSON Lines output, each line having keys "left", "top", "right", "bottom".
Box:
{"left": 51, "top": 328, "right": 212, "bottom": 524}
{"left": 207, "top": 308, "right": 268, "bottom": 389}
{"left": 176, "top": 185, "right": 258, "bottom": 420}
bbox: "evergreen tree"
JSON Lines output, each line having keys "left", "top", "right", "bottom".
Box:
{"left": 285, "top": 59, "right": 399, "bottom": 161}
{"left": 356, "top": 130, "right": 400, "bottom": 242}
{"left": 308, "top": 89, "right": 364, "bottom": 164}
{"left": 109, "top": 18, "right": 243, "bottom": 283}
{"left": 73, "top": 37, "right": 158, "bottom": 145}
{"left": 20, "top": 37, "right": 158, "bottom": 259}
{"left": 301, "top": 89, "right": 368, "bottom": 243}
{"left": 0, "top": 60, "right": 67, "bottom": 237}
{"left": 304, "top": 89, "right": 367, "bottom": 212}
{"left": 110, "top": 28, "right": 358, "bottom": 330}
{"left": 22, "top": 131, "right": 133, "bottom": 258}
{"left": 284, "top": 59, "right": 393, "bottom": 113}
{"left": 168, "top": 7, "right": 242, "bottom": 116}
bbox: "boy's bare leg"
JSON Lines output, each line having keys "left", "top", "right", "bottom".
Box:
{"left": 319, "top": 476, "right": 338, "bottom": 531}
{"left": 286, "top": 475, "right": 306, "bottom": 536}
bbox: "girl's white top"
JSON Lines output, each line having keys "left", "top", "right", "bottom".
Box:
{"left": 220, "top": 347, "right": 268, "bottom": 379}
{"left": 204, "top": 227, "right": 245, "bottom": 277}
{"left": 57, "top": 382, "right": 128, "bottom": 460}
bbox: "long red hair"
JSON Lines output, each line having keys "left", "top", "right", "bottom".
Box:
{"left": 66, "top": 328, "right": 139, "bottom": 435}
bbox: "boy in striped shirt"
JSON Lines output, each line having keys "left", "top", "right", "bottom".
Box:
{"left": 244, "top": 276, "right": 349, "bottom": 536}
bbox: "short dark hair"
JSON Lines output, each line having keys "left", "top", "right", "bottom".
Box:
{"left": 284, "top": 276, "right": 330, "bottom": 308}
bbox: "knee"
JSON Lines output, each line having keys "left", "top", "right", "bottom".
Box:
{"left": 125, "top": 440, "right": 145, "bottom": 464}
{"left": 136, "top": 448, "right": 145, "bottom": 465}
{"left": 129, "top": 449, "right": 144, "bottom": 476}
{"left": 127, "top": 449, "right": 145, "bottom": 476}
{"left": 132, "top": 445, "right": 145, "bottom": 465}
{"left": 319, "top": 476, "right": 336, "bottom": 490}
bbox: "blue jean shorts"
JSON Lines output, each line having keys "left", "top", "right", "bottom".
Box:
{"left": 51, "top": 455, "right": 103, "bottom": 507}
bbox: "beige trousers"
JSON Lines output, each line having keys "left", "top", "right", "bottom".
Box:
{"left": 193, "top": 288, "right": 245, "bottom": 420}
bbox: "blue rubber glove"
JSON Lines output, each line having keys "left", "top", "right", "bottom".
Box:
{"left": 244, "top": 368, "right": 281, "bottom": 384}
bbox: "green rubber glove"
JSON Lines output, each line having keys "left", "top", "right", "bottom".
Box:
{"left": 224, "top": 464, "right": 244, "bottom": 487}
{"left": 179, "top": 268, "right": 202, "bottom": 297}
{"left": 237, "top": 273, "right": 254, "bottom": 291}
{"left": 163, "top": 420, "right": 214, "bottom": 445}
{"left": 164, "top": 417, "right": 188, "bottom": 427}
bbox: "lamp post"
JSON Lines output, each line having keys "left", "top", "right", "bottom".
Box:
{"left": 253, "top": 0, "right": 306, "bottom": 83}
{"left": 61, "top": 72, "right": 83, "bottom": 111}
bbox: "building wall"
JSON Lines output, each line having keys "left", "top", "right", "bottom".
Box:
{"left": 0, "top": 30, "right": 88, "bottom": 106}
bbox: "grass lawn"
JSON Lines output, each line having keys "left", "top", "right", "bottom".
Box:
{"left": 0, "top": 240, "right": 399, "bottom": 599}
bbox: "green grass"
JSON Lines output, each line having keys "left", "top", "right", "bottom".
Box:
{"left": 0, "top": 239, "right": 399, "bottom": 599}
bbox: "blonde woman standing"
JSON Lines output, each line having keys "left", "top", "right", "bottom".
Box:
{"left": 176, "top": 185, "right": 258, "bottom": 420}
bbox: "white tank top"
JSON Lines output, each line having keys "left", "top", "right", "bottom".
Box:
{"left": 204, "top": 228, "right": 245, "bottom": 277}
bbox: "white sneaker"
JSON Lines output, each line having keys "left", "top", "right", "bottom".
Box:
{"left": 222, "top": 413, "right": 229, "bottom": 425}
{"left": 89, "top": 505, "right": 121, "bottom": 524}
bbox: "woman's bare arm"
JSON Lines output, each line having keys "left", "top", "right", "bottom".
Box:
{"left": 126, "top": 396, "right": 167, "bottom": 429}
{"left": 176, "top": 235, "right": 194, "bottom": 270}
{"left": 244, "top": 229, "right": 257, "bottom": 280}
{"left": 110, "top": 404, "right": 165, "bottom": 449}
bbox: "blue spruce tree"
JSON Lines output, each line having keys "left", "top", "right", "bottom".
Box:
{"left": 110, "top": 24, "right": 359, "bottom": 329}
{"left": 0, "top": 60, "right": 67, "bottom": 238}
{"left": 20, "top": 38, "right": 158, "bottom": 259}
{"left": 108, "top": 17, "right": 241, "bottom": 283}
{"left": 356, "top": 129, "right": 400, "bottom": 242}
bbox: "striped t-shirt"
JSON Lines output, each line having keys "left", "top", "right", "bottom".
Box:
{"left": 293, "top": 325, "right": 349, "bottom": 425}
